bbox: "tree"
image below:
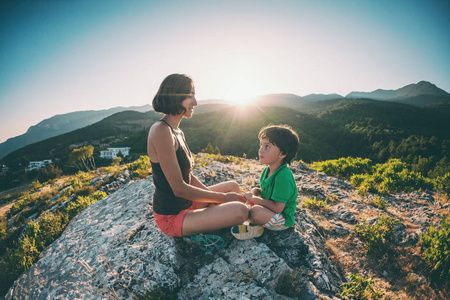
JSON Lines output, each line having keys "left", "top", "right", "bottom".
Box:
{"left": 69, "top": 146, "right": 96, "bottom": 172}
{"left": 38, "top": 165, "right": 62, "bottom": 183}
{"left": 201, "top": 143, "right": 221, "bottom": 155}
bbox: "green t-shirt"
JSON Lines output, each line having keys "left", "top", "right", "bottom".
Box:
{"left": 260, "top": 163, "right": 298, "bottom": 227}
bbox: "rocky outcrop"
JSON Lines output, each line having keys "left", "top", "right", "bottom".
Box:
{"left": 6, "top": 160, "right": 447, "bottom": 299}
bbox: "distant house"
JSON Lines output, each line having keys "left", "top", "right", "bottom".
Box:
{"left": 100, "top": 147, "right": 131, "bottom": 159}
{"left": 0, "top": 165, "right": 8, "bottom": 176}
{"left": 26, "top": 159, "right": 53, "bottom": 172}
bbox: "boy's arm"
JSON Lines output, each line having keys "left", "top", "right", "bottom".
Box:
{"left": 245, "top": 194, "right": 285, "bottom": 214}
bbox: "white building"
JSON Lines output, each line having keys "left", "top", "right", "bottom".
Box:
{"left": 100, "top": 147, "right": 131, "bottom": 159}
{"left": 26, "top": 159, "right": 53, "bottom": 172}
{"left": 0, "top": 165, "right": 8, "bottom": 176}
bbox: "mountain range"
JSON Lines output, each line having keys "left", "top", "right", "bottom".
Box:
{"left": 0, "top": 81, "right": 449, "bottom": 162}
{"left": 0, "top": 105, "right": 151, "bottom": 160}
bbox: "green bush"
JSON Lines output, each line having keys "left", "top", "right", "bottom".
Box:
{"left": 356, "top": 214, "right": 399, "bottom": 256}
{"left": 127, "top": 155, "right": 151, "bottom": 179}
{"left": 314, "top": 157, "right": 438, "bottom": 195}
{"left": 370, "top": 195, "right": 389, "bottom": 210}
{"left": 433, "top": 173, "right": 450, "bottom": 196}
{"left": 420, "top": 217, "right": 450, "bottom": 285}
{"left": 312, "top": 157, "right": 373, "bottom": 179}
{"left": 341, "top": 273, "right": 384, "bottom": 299}
{"left": 0, "top": 236, "right": 40, "bottom": 295}
{"left": 301, "top": 197, "right": 329, "bottom": 210}
{"left": 65, "top": 191, "right": 106, "bottom": 219}
{"left": 201, "top": 143, "right": 221, "bottom": 155}
{"left": 350, "top": 159, "right": 433, "bottom": 195}
{"left": 38, "top": 165, "right": 62, "bottom": 183}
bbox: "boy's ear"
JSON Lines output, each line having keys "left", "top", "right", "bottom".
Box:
{"left": 279, "top": 152, "right": 287, "bottom": 159}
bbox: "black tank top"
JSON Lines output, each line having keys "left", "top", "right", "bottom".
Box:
{"left": 151, "top": 120, "right": 194, "bottom": 215}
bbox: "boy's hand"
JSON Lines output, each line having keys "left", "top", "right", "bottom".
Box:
{"left": 244, "top": 192, "right": 253, "bottom": 200}
{"left": 252, "top": 187, "right": 262, "bottom": 197}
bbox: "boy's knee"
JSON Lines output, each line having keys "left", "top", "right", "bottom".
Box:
{"left": 248, "top": 206, "right": 267, "bottom": 224}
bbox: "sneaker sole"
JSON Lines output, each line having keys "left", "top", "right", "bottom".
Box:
{"left": 231, "top": 225, "right": 264, "bottom": 240}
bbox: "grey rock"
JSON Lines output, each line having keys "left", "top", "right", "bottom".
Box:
{"left": 5, "top": 159, "right": 446, "bottom": 299}
{"left": 329, "top": 204, "right": 356, "bottom": 224}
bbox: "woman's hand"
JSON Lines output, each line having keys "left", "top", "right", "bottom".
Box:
{"left": 224, "top": 192, "right": 246, "bottom": 203}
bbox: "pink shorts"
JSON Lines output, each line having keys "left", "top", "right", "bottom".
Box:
{"left": 153, "top": 203, "right": 196, "bottom": 237}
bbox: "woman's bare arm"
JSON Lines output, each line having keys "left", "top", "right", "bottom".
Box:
{"left": 149, "top": 124, "right": 242, "bottom": 203}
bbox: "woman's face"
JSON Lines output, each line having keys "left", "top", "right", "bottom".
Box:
{"left": 181, "top": 86, "right": 197, "bottom": 118}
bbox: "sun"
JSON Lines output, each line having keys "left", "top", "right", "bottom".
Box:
{"left": 225, "top": 77, "right": 258, "bottom": 105}
{"left": 205, "top": 56, "right": 267, "bottom": 106}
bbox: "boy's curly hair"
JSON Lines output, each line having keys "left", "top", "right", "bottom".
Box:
{"left": 258, "top": 124, "right": 300, "bottom": 164}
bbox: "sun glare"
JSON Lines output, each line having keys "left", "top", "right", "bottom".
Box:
{"left": 208, "top": 56, "right": 267, "bottom": 106}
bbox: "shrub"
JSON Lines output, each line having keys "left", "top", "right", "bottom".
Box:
{"left": 341, "top": 273, "right": 384, "bottom": 299}
{"left": 312, "top": 157, "right": 373, "bottom": 179}
{"left": 433, "top": 173, "right": 450, "bottom": 196}
{"left": 111, "top": 156, "right": 122, "bottom": 166}
{"left": 301, "top": 197, "right": 329, "bottom": 210}
{"left": 356, "top": 214, "right": 399, "bottom": 256}
{"left": 420, "top": 217, "right": 450, "bottom": 285}
{"left": 127, "top": 155, "right": 151, "bottom": 179}
{"left": 201, "top": 143, "right": 221, "bottom": 155}
{"left": 370, "top": 195, "right": 389, "bottom": 210}
{"left": 0, "top": 236, "right": 40, "bottom": 294}
{"left": 30, "top": 180, "right": 42, "bottom": 192}
{"left": 38, "top": 165, "right": 62, "bottom": 183}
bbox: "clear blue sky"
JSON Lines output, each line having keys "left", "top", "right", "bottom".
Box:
{"left": 1, "top": 0, "right": 449, "bottom": 143}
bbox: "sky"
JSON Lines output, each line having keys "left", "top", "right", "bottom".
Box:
{"left": 0, "top": 0, "right": 449, "bottom": 143}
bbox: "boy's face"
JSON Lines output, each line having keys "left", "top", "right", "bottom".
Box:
{"left": 259, "top": 138, "right": 286, "bottom": 166}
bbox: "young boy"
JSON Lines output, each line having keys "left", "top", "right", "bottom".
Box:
{"left": 231, "top": 124, "right": 300, "bottom": 239}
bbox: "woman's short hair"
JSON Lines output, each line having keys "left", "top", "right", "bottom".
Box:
{"left": 152, "top": 74, "right": 193, "bottom": 115}
{"left": 258, "top": 124, "right": 300, "bottom": 164}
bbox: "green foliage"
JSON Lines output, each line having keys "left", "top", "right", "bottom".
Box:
{"left": 312, "top": 157, "right": 373, "bottom": 179}
{"left": 356, "top": 214, "right": 399, "bottom": 256}
{"left": 37, "top": 164, "right": 62, "bottom": 183}
{"left": 0, "top": 236, "right": 40, "bottom": 295}
{"left": 201, "top": 143, "right": 221, "bottom": 155}
{"left": 420, "top": 217, "right": 450, "bottom": 285}
{"left": 127, "top": 155, "right": 151, "bottom": 179}
{"left": 111, "top": 156, "right": 122, "bottom": 166}
{"left": 195, "top": 153, "right": 243, "bottom": 168}
{"left": 69, "top": 145, "right": 96, "bottom": 172}
{"left": 0, "top": 218, "right": 6, "bottom": 239}
{"left": 301, "top": 197, "right": 330, "bottom": 210}
{"left": 314, "top": 157, "right": 438, "bottom": 195}
{"left": 341, "top": 273, "right": 384, "bottom": 300}
{"left": 65, "top": 191, "right": 106, "bottom": 219}
{"left": 30, "top": 180, "right": 43, "bottom": 192}
{"left": 433, "top": 173, "right": 450, "bottom": 195}
{"left": 369, "top": 195, "right": 389, "bottom": 210}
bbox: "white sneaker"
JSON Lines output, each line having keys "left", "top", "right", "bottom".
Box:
{"left": 231, "top": 224, "right": 264, "bottom": 240}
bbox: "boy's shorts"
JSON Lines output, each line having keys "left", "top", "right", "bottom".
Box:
{"left": 153, "top": 203, "right": 196, "bottom": 237}
{"left": 263, "top": 213, "right": 290, "bottom": 231}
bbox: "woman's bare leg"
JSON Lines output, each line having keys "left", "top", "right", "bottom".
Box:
{"left": 182, "top": 202, "right": 248, "bottom": 235}
{"left": 195, "top": 181, "right": 241, "bottom": 209}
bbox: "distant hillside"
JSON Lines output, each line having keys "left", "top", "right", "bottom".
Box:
{"left": 346, "top": 81, "right": 450, "bottom": 105}
{"left": 1, "top": 99, "right": 450, "bottom": 191}
{"left": 253, "top": 93, "right": 343, "bottom": 107}
{"left": 0, "top": 105, "right": 152, "bottom": 160}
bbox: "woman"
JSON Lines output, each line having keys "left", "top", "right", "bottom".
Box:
{"left": 148, "top": 74, "right": 248, "bottom": 250}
